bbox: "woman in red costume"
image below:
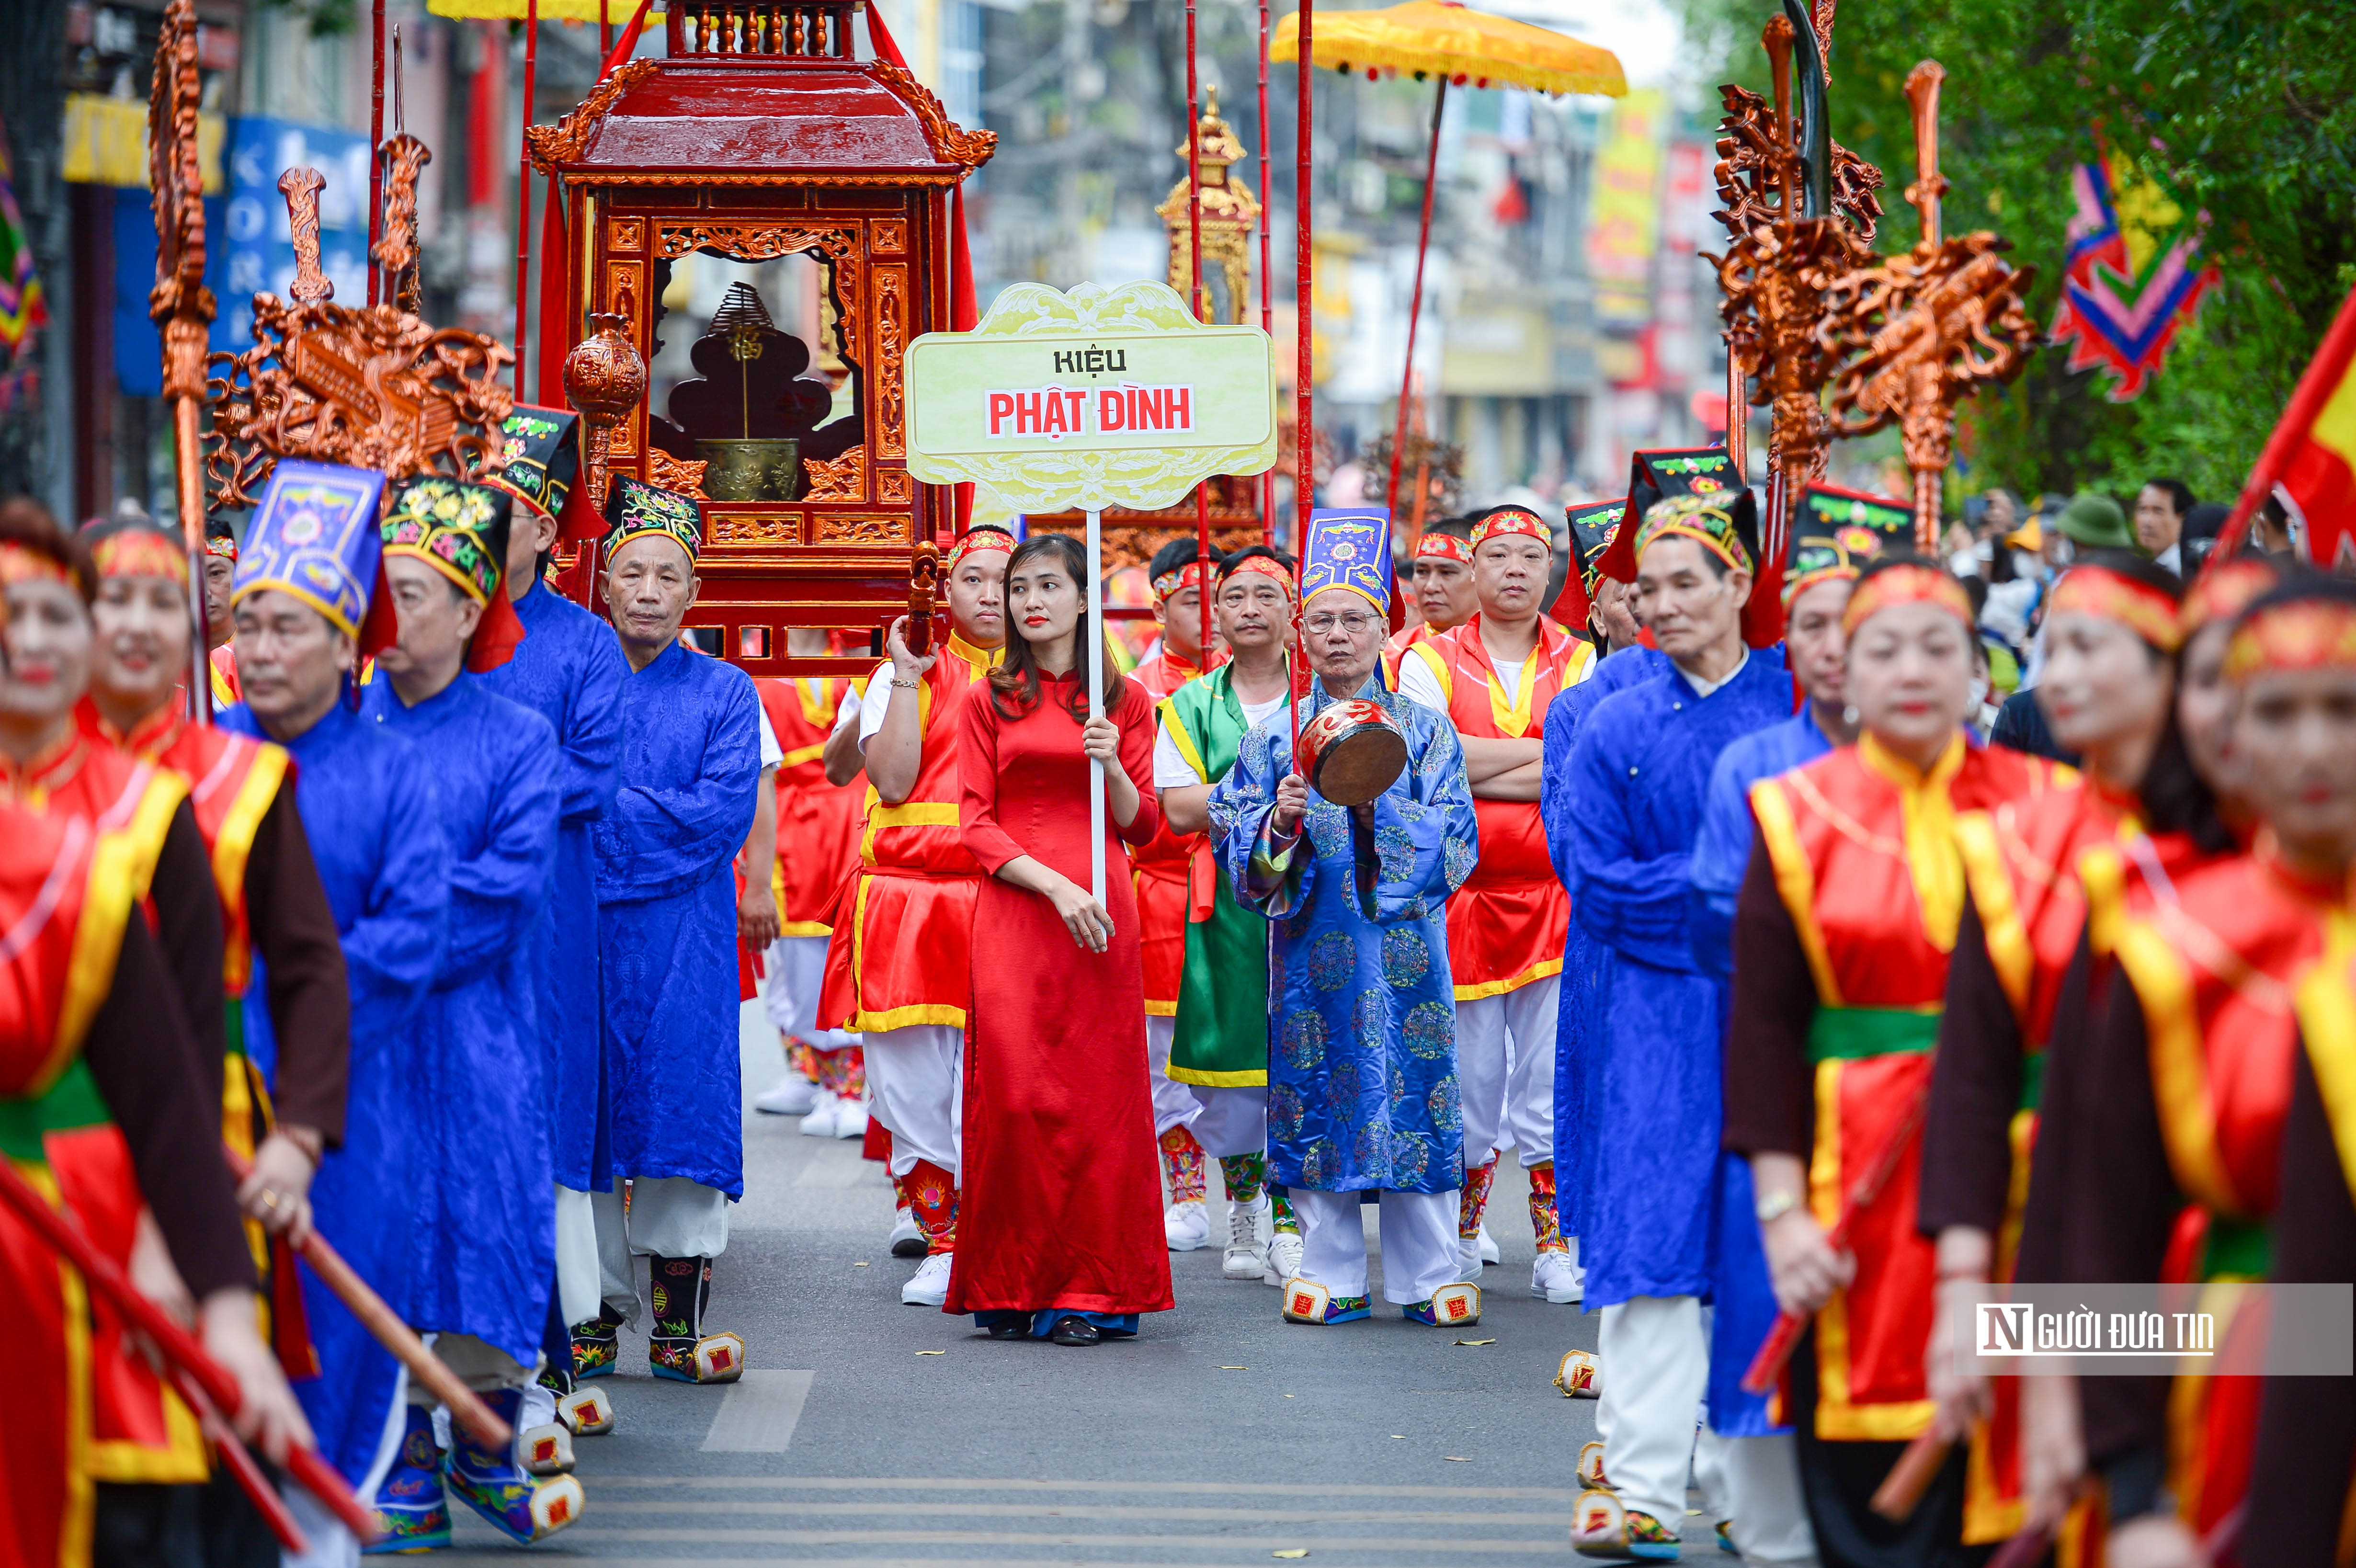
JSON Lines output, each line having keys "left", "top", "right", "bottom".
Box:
{"left": 948, "top": 532, "right": 1174, "bottom": 1346}
{"left": 1914, "top": 551, "right": 2238, "bottom": 1546}
{"left": 2017, "top": 574, "right": 2356, "bottom": 1567}
{"left": 1724, "top": 556, "right": 2068, "bottom": 1563}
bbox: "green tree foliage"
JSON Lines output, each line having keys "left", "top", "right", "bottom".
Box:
{"left": 1678, "top": 0, "right": 2356, "bottom": 505}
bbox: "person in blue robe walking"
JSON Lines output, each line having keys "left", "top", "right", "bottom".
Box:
{"left": 222, "top": 459, "right": 452, "bottom": 1560}
{"left": 584, "top": 477, "right": 763, "bottom": 1386}
{"left": 479, "top": 408, "right": 626, "bottom": 1426}
{"left": 360, "top": 475, "right": 575, "bottom": 1548}
{"left": 1208, "top": 509, "right": 1482, "bottom": 1329}
{"left": 1563, "top": 489, "right": 1795, "bottom": 1560}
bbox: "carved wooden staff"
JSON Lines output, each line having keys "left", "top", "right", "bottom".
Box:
{"left": 1821, "top": 63, "right": 2036, "bottom": 550}
{"left": 149, "top": 0, "right": 217, "bottom": 722}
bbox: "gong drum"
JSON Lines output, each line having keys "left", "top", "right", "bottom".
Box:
{"left": 1296, "top": 698, "right": 1408, "bottom": 807}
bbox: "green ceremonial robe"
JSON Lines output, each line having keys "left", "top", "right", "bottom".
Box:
{"left": 1159, "top": 664, "right": 1279, "bottom": 1087}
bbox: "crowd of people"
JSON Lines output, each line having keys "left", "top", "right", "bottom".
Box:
{"left": 2, "top": 410, "right": 2350, "bottom": 1568}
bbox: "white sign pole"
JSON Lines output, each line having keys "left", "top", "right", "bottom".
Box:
{"left": 1085, "top": 506, "right": 1108, "bottom": 914}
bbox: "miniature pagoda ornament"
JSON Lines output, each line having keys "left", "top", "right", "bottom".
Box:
{"left": 1820, "top": 63, "right": 2037, "bottom": 547}
{"left": 1154, "top": 88, "right": 1263, "bottom": 326}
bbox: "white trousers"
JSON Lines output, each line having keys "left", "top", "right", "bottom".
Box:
{"left": 1145, "top": 1015, "right": 1202, "bottom": 1139}
{"left": 553, "top": 1184, "right": 601, "bottom": 1327}
{"left": 1709, "top": 1432, "right": 1820, "bottom": 1567}
{"left": 592, "top": 1177, "right": 731, "bottom": 1323}
{"left": 762, "top": 934, "right": 858, "bottom": 1050}
{"left": 1457, "top": 975, "right": 1559, "bottom": 1168}
{"left": 1291, "top": 1188, "right": 1461, "bottom": 1304}
{"left": 1595, "top": 1294, "right": 1711, "bottom": 1530}
{"left": 863, "top": 1023, "right": 963, "bottom": 1179}
{"left": 1187, "top": 1084, "right": 1266, "bottom": 1159}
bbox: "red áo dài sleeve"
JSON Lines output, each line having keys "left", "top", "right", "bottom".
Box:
{"left": 957, "top": 679, "right": 1024, "bottom": 875}
{"left": 1114, "top": 678, "right": 1161, "bottom": 849}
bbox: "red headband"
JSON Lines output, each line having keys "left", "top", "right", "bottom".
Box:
{"left": 1471, "top": 510, "right": 1548, "bottom": 548}
{"left": 91, "top": 530, "right": 190, "bottom": 587}
{"left": 2179, "top": 558, "right": 2276, "bottom": 636}
{"left": 0, "top": 541, "right": 70, "bottom": 588}
{"left": 945, "top": 527, "right": 1015, "bottom": 570}
{"left": 2224, "top": 597, "right": 2356, "bottom": 681}
{"left": 2049, "top": 565, "right": 2183, "bottom": 653}
{"left": 1840, "top": 563, "right": 1975, "bottom": 636}
{"left": 1151, "top": 560, "right": 1206, "bottom": 601}
{"left": 1221, "top": 553, "right": 1297, "bottom": 599}
{"left": 204, "top": 534, "right": 237, "bottom": 563}
{"left": 1413, "top": 532, "right": 1472, "bottom": 564}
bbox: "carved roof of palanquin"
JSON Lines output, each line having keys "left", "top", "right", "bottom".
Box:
{"left": 526, "top": 57, "right": 995, "bottom": 185}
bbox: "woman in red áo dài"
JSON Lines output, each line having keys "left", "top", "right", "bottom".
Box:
{"left": 1724, "top": 556, "right": 2067, "bottom": 1563}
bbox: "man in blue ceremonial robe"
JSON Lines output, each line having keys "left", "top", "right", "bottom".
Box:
{"left": 223, "top": 459, "right": 452, "bottom": 1560}
{"left": 478, "top": 408, "right": 627, "bottom": 1423}
{"left": 1562, "top": 489, "right": 1796, "bottom": 1559}
{"left": 361, "top": 475, "right": 575, "bottom": 1547}
{"left": 584, "top": 477, "right": 763, "bottom": 1386}
{"left": 1208, "top": 509, "right": 1482, "bottom": 1329}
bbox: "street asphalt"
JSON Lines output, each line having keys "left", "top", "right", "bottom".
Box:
{"left": 439, "top": 1002, "right": 1724, "bottom": 1565}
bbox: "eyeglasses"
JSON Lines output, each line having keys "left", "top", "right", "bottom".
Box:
{"left": 1302, "top": 611, "right": 1378, "bottom": 635}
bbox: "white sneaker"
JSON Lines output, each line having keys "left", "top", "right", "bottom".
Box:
{"left": 1457, "top": 1234, "right": 1482, "bottom": 1282}
{"left": 754, "top": 1073, "right": 819, "bottom": 1116}
{"left": 1263, "top": 1229, "right": 1304, "bottom": 1287}
{"left": 831, "top": 1099, "right": 869, "bottom": 1140}
{"left": 1221, "top": 1197, "right": 1271, "bottom": 1281}
{"left": 888, "top": 1207, "right": 927, "bottom": 1259}
{"left": 798, "top": 1091, "right": 840, "bottom": 1137}
{"left": 1478, "top": 1222, "right": 1501, "bottom": 1265}
{"left": 900, "top": 1251, "right": 953, "bottom": 1306}
{"left": 1533, "top": 1250, "right": 1584, "bottom": 1304}
{"left": 1164, "top": 1199, "right": 1210, "bottom": 1252}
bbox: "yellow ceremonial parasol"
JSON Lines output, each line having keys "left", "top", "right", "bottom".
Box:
{"left": 1274, "top": 0, "right": 1624, "bottom": 543}
{"left": 1272, "top": 0, "right": 1626, "bottom": 97}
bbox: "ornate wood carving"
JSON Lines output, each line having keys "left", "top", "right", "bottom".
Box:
{"left": 869, "top": 61, "right": 997, "bottom": 170}
{"left": 563, "top": 311, "right": 647, "bottom": 512}
{"left": 873, "top": 266, "right": 906, "bottom": 458}
{"left": 655, "top": 223, "right": 865, "bottom": 369}
{"left": 711, "top": 511, "right": 798, "bottom": 546}
{"left": 525, "top": 58, "right": 658, "bottom": 174}
{"left": 280, "top": 170, "right": 331, "bottom": 304}
{"left": 647, "top": 447, "right": 709, "bottom": 499}
{"left": 871, "top": 220, "right": 906, "bottom": 255}
{"left": 609, "top": 216, "right": 644, "bottom": 252}
{"left": 374, "top": 134, "right": 430, "bottom": 314}
{"left": 818, "top": 513, "right": 908, "bottom": 545}
{"left": 148, "top": 0, "right": 213, "bottom": 407}
{"left": 800, "top": 444, "right": 865, "bottom": 503}
{"left": 874, "top": 467, "right": 911, "bottom": 506}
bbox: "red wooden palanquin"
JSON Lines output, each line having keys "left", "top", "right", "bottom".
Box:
{"left": 528, "top": 2, "right": 994, "bottom": 676}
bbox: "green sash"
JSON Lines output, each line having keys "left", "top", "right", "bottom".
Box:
{"left": 0, "top": 1058, "right": 111, "bottom": 1163}
{"left": 1163, "top": 666, "right": 1279, "bottom": 1086}
{"left": 1805, "top": 1005, "right": 1942, "bottom": 1063}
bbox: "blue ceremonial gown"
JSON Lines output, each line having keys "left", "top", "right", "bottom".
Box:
{"left": 595, "top": 641, "right": 763, "bottom": 1199}
{"left": 479, "top": 580, "right": 626, "bottom": 1190}
{"left": 1207, "top": 676, "right": 1479, "bottom": 1195}
{"left": 1563, "top": 650, "right": 1791, "bottom": 1320}
{"left": 1686, "top": 700, "right": 1832, "bottom": 1437}
{"left": 361, "top": 675, "right": 562, "bottom": 1367}
{"left": 223, "top": 699, "right": 448, "bottom": 1486}
{"left": 1542, "top": 644, "right": 1669, "bottom": 1248}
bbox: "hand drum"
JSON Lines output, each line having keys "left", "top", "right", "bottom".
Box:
{"left": 1295, "top": 699, "right": 1408, "bottom": 807}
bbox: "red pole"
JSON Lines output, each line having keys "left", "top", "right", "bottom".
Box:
{"left": 1258, "top": 0, "right": 1274, "bottom": 547}
{"left": 514, "top": 1, "right": 537, "bottom": 395}
{"left": 601, "top": 0, "right": 614, "bottom": 59}
{"left": 368, "top": 0, "right": 385, "bottom": 306}
{"left": 1384, "top": 78, "right": 1445, "bottom": 528}
{"left": 1186, "top": 0, "right": 1210, "bottom": 580}
{"left": 1291, "top": 0, "right": 1313, "bottom": 750}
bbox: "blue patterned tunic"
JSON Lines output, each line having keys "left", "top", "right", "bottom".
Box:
{"left": 361, "top": 674, "right": 562, "bottom": 1366}
{"left": 1563, "top": 650, "right": 1792, "bottom": 1311}
{"left": 479, "top": 580, "right": 626, "bottom": 1190}
{"left": 1207, "top": 674, "right": 1478, "bottom": 1195}
{"left": 594, "top": 641, "right": 763, "bottom": 1198}
{"left": 222, "top": 698, "right": 447, "bottom": 1485}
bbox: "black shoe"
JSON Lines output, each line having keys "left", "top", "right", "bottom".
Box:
{"left": 1047, "top": 1316, "right": 1100, "bottom": 1347}
{"left": 986, "top": 1319, "right": 1026, "bottom": 1340}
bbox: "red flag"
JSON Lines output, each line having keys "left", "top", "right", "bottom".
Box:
{"left": 535, "top": 177, "right": 571, "bottom": 409}
{"left": 2216, "top": 281, "right": 2356, "bottom": 571}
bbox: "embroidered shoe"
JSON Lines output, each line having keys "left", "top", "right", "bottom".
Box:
{"left": 445, "top": 1389, "right": 585, "bottom": 1545}
{"left": 556, "top": 1386, "right": 615, "bottom": 1436}
{"left": 1570, "top": 1490, "right": 1679, "bottom": 1561}
{"left": 1554, "top": 1349, "right": 1601, "bottom": 1399}
{"left": 648, "top": 1255, "right": 743, "bottom": 1383}
{"left": 1718, "top": 1520, "right": 1739, "bottom": 1554}
{"left": 1576, "top": 1439, "right": 1610, "bottom": 1488}
{"left": 519, "top": 1423, "right": 575, "bottom": 1476}
{"left": 1280, "top": 1278, "right": 1371, "bottom": 1324}
{"left": 569, "top": 1311, "right": 621, "bottom": 1379}
{"left": 363, "top": 1405, "right": 450, "bottom": 1553}
{"left": 1402, "top": 1282, "right": 1481, "bottom": 1327}
{"left": 650, "top": 1331, "right": 747, "bottom": 1384}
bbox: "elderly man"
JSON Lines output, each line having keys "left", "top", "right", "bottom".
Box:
{"left": 1207, "top": 509, "right": 1481, "bottom": 1329}
{"left": 1562, "top": 485, "right": 1794, "bottom": 1560}
{"left": 581, "top": 477, "right": 763, "bottom": 1385}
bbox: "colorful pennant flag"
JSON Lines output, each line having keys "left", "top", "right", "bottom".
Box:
{"left": 2047, "top": 141, "right": 2217, "bottom": 403}
{"left": 0, "top": 108, "right": 47, "bottom": 363}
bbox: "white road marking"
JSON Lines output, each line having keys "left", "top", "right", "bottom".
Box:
{"left": 699, "top": 1368, "right": 816, "bottom": 1453}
